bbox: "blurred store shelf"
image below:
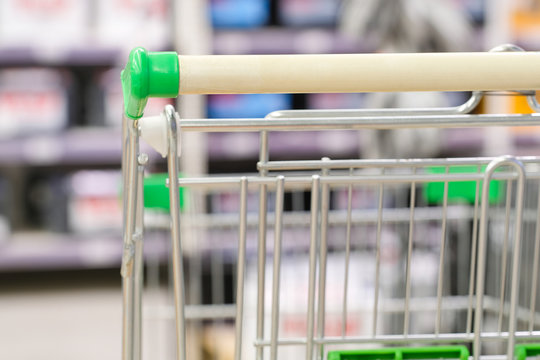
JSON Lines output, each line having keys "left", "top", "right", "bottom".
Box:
{"left": 0, "top": 231, "right": 167, "bottom": 272}
{"left": 0, "top": 127, "right": 157, "bottom": 166}
{"left": 0, "top": 47, "right": 121, "bottom": 67}
{"left": 214, "top": 28, "right": 366, "bottom": 54}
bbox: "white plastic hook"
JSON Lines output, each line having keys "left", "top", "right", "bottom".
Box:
{"left": 139, "top": 112, "right": 181, "bottom": 158}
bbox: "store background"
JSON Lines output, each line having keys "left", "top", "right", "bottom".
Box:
{"left": 0, "top": 0, "right": 538, "bottom": 359}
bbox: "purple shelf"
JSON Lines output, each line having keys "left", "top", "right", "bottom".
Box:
{"left": 0, "top": 232, "right": 168, "bottom": 272}
{"left": 0, "top": 47, "right": 121, "bottom": 67}
{"left": 214, "top": 28, "right": 367, "bottom": 55}
{"left": 0, "top": 127, "right": 157, "bottom": 167}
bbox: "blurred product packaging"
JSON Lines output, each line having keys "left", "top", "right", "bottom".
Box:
{"left": 94, "top": 0, "right": 170, "bottom": 52}
{"left": 68, "top": 170, "right": 122, "bottom": 234}
{"left": 0, "top": 0, "right": 90, "bottom": 56}
{"left": 279, "top": 0, "right": 340, "bottom": 27}
{"left": 210, "top": 0, "right": 270, "bottom": 28}
{"left": 0, "top": 68, "right": 71, "bottom": 138}
{"left": 208, "top": 94, "right": 292, "bottom": 119}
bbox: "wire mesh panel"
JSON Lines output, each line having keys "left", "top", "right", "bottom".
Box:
{"left": 160, "top": 155, "right": 540, "bottom": 360}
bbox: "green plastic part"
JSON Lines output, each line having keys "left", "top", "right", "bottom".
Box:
{"left": 515, "top": 344, "right": 540, "bottom": 360}
{"left": 424, "top": 165, "right": 503, "bottom": 205}
{"left": 144, "top": 173, "right": 186, "bottom": 212}
{"left": 327, "top": 346, "right": 469, "bottom": 360}
{"left": 121, "top": 47, "right": 180, "bottom": 119}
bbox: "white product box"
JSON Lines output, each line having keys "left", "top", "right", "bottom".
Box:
{"left": 0, "top": 69, "right": 69, "bottom": 138}
{"left": 0, "top": 0, "right": 90, "bottom": 55}
{"left": 94, "top": 0, "right": 170, "bottom": 52}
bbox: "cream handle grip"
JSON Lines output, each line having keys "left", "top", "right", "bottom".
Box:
{"left": 122, "top": 48, "right": 540, "bottom": 119}
{"left": 178, "top": 52, "right": 540, "bottom": 94}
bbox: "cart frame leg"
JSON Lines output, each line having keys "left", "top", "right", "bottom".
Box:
{"left": 122, "top": 114, "right": 145, "bottom": 360}
{"left": 165, "top": 105, "right": 187, "bottom": 360}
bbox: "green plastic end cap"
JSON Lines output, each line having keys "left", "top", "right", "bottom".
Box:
{"left": 121, "top": 47, "right": 180, "bottom": 119}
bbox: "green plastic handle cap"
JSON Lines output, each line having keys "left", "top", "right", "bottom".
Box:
{"left": 121, "top": 47, "right": 180, "bottom": 119}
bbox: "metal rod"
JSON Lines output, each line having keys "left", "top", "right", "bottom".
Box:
{"left": 341, "top": 170, "right": 353, "bottom": 337}
{"left": 317, "top": 166, "right": 330, "bottom": 359}
{"left": 166, "top": 105, "right": 187, "bottom": 360}
{"left": 178, "top": 113, "right": 540, "bottom": 132}
{"left": 235, "top": 177, "right": 249, "bottom": 360}
{"left": 498, "top": 179, "right": 513, "bottom": 333}
{"left": 506, "top": 159, "right": 526, "bottom": 360}
{"left": 174, "top": 169, "right": 540, "bottom": 189}
{"left": 436, "top": 166, "right": 450, "bottom": 335}
{"left": 265, "top": 91, "right": 482, "bottom": 120}
{"left": 257, "top": 131, "right": 269, "bottom": 360}
{"left": 466, "top": 166, "right": 481, "bottom": 335}
{"left": 270, "top": 176, "right": 285, "bottom": 360}
{"left": 403, "top": 168, "right": 417, "bottom": 337}
{"left": 306, "top": 176, "right": 320, "bottom": 360}
{"left": 529, "top": 182, "right": 540, "bottom": 332}
{"left": 372, "top": 177, "right": 384, "bottom": 337}
{"left": 474, "top": 156, "right": 526, "bottom": 360}
{"left": 121, "top": 116, "right": 140, "bottom": 360}
{"left": 133, "top": 153, "right": 147, "bottom": 360}
{"left": 259, "top": 156, "right": 540, "bottom": 172}
{"left": 254, "top": 329, "right": 540, "bottom": 346}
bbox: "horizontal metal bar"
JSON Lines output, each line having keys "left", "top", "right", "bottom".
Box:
{"left": 178, "top": 113, "right": 540, "bottom": 132}
{"left": 253, "top": 333, "right": 474, "bottom": 347}
{"left": 264, "top": 92, "right": 482, "bottom": 119}
{"left": 175, "top": 171, "right": 540, "bottom": 189}
{"left": 254, "top": 330, "right": 540, "bottom": 348}
{"left": 150, "top": 206, "right": 473, "bottom": 230}
{"left": 259, "top": 156, "right": 540, "bottom": 171}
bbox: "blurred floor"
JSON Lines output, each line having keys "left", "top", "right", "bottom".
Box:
{"left": 0, "top": 287, "right": 121, "bottom": 360}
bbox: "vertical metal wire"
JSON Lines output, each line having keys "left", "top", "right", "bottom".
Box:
{"left": 372, "top": 171, "right": 385, "bottom": 337}
{"left": 474, "top": 157, "right": 526, "bottom": 360}
{"left": 270, "top": 176, "right": 285, "bottom": 360}
{"left": 166, "top": 107, "right": 187, "bottom": 360}
{"left": 403, "top": 167, "right": 417, "bottom": 337}
{"left": 133, "top": 154, "right": 147, "bottom": 360}
{"left": 317, "top": 167, "right": 330, "bottom": 358}
{"left": 498, "top": 179, "right": 513, "bottom": 333}
{"left": 306, "top": 176, "right": 320, "bottom": 360}
{"left": 435, "top": 166, "right": 450, "bottom": 336}
{"left": 466, "top": 165, "right": 481, "bottom": 335}
{"left": 507, "top": 162, "right": 526, "bottom": 360}
{"left": 341, "top": 169, "right": 353, "bottom": 337}
{"left": 529, "top": 182, "right": 540, "bottom": 332}
{"left": 122, "top": 117, "right": 140, "bottom": 360}
{"left": 235, "top": 177, "right": 249, "bottom": 360}
{"left": 257, "top": 130, "right": 269, "bottom": 360}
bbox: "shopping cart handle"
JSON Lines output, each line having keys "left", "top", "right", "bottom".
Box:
{"left": 122, "top": 47, "right": 540, "bottom": 119}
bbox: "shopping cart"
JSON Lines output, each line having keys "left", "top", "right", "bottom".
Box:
{"left": 120, "top": 44, "right": 540, "bottom": 360}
